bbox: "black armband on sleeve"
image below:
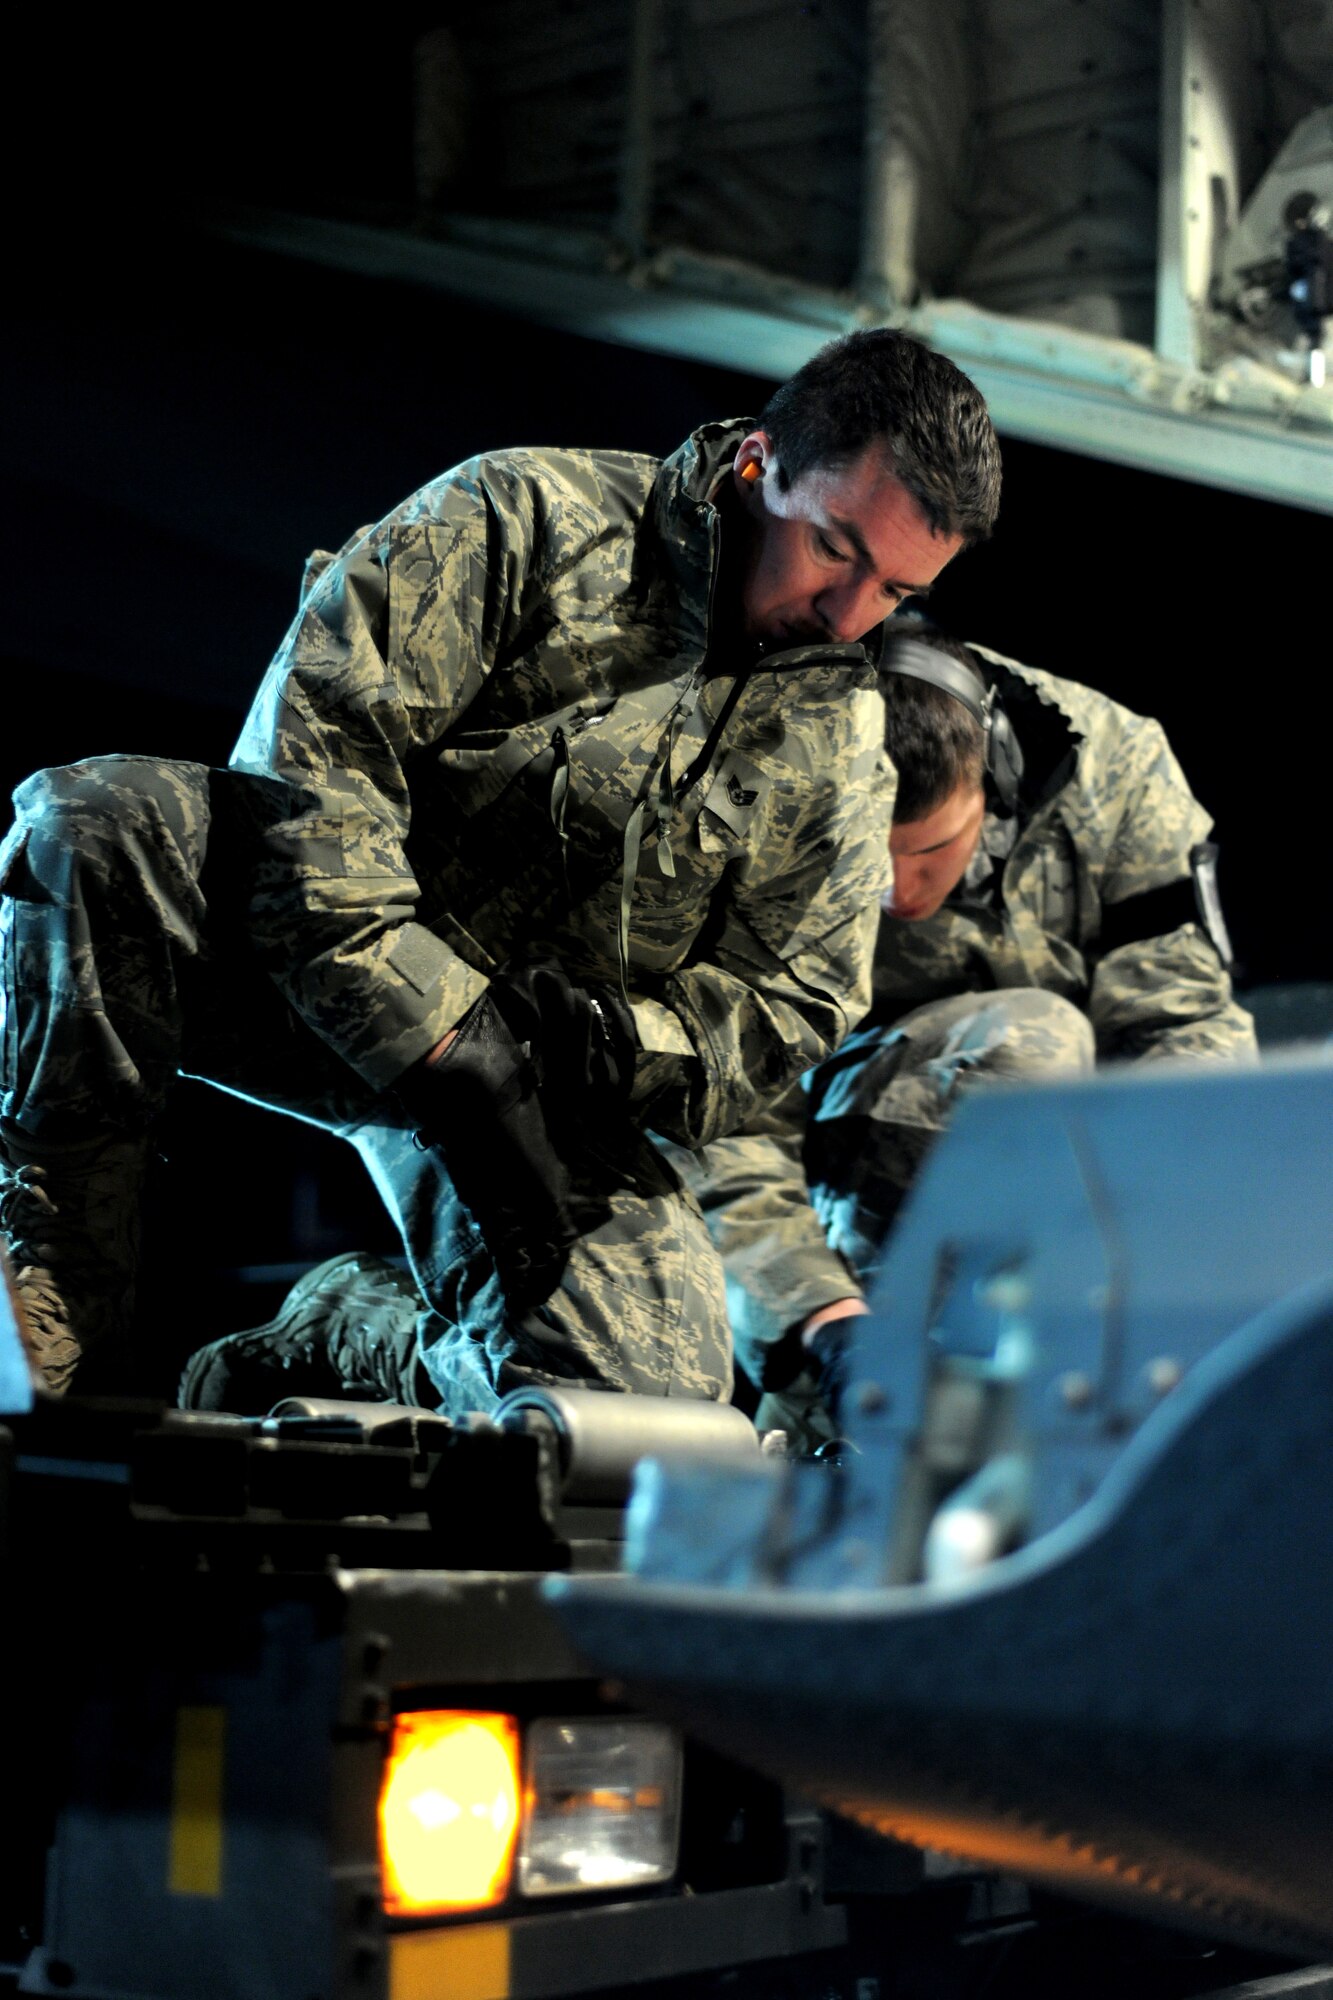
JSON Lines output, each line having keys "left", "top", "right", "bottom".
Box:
{"left": 1098, "top": 842, "right": 1234, "bottom": 968}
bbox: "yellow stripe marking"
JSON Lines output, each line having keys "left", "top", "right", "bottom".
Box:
{"left": 389, "top": 1922, "right": 511, "bottom": 2000}
{"left": 168, "top": 1706, "right": 225, "bottom": 1896}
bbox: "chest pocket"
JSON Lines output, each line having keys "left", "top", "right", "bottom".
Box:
{"left": 413, "top": 679, "right": 699, "bottom": 944}
{"left": 407, "top": 702, "right": 581, "bottom": 932}
{"left": 1008, "top": 819, "right": 1082, "bottom": 944}
{"left": 612, "top": 747, "right": 773, "bottom": 977}
{"left": 434, "top": 700, "right": 584, "bottom": 814}
{"left": 998, "top": 820, "right": 1089, "bottom": 1000}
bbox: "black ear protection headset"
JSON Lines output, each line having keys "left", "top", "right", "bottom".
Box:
{"left": 881, "top": 634, "right": 1025, "bottom": 815}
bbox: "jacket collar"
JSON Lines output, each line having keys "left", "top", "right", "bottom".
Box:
{"left": 650, "top": 419, "right": 882, "bottom": 688}
{"left": 968, "top": 645, "right": 1084, "bottom": 818}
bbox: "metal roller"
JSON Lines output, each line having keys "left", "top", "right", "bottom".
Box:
{"left": 495, "top": 1386, "right": 759, "bottom": 1504}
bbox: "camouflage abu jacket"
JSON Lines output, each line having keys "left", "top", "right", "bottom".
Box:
{"left": 867, "top": 646, "right": 1255, "bottom": 1055}
{"left": 692, "top": 646, "right": 1257, "bottom": 1346}
{"left": 229, "top": 421, "right": 894, "bottom": 1147}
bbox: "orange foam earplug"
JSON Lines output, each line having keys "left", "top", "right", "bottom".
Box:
{"left": 739, "top": 460, "right": 761, "bottom": 484}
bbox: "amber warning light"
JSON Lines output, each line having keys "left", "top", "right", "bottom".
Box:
{"left": 379, "top": 1711, "right": 521, "bottom": 1916}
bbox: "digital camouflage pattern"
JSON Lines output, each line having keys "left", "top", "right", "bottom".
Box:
{"left": 870, "top": 647, "right": 1255, "bottom": 1063}
{"left": 418, "top": 1168, "right": 733, "bottom": 1412}
{"left": 2, "top": 758, "right": 222, "bottom": 1134}
{"left": 692, "top": 651, "right": 1258, "bottom": 1391}
{"left": 232, "top": 420, "right": 894, "bottom": 1141}
{"left": 179, "top": 1215, "right": 732, "bottom": 1416}
{"left": 0, "top": 423, "right": 889, "bottom": 1408}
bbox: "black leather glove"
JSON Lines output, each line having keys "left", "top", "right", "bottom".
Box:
{"left": 803, "top": 1318, "right": 855, "bottom": 1426}
{"left": 485, "top": 961, "right": 636, "bottom": 1138}
{"left": 396, "top": 963, "right": 638, "bottom": 1309}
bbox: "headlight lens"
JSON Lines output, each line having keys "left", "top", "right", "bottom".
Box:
{"left": 379, "top": 1711, "right": 521, "bottom": 1916}
{"left": 517, "top": 1718, "right": 682, "bottom": 1897}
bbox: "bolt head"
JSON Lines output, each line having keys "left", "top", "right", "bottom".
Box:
{"left": 1059, "top": 1370, "right": 1096, "bottom": 1411}
{"left": 1145, "top": 1356, "right": 1184, "bottom": 1397}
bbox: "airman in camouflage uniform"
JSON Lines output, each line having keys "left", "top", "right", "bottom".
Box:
{"left": 692, "top": 636, "right": 1257, "bottom": 1447}
{"left": 0, "top": 331, "right": 1001, "bottom": 1410}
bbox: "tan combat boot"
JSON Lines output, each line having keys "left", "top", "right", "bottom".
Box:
{"left": 0, "top": 1121, "right": 149, "bottom": 1395}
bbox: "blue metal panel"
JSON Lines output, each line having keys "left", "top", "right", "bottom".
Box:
{"left": 838, "top": 1051, "right": 1333, "bottom": 1561}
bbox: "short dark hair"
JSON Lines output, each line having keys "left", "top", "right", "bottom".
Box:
{"left": 879, "top": 632, "right": 986, "bottom": 822}
{"left": 759, "top": 330, "right": 1001, "bottom": 543}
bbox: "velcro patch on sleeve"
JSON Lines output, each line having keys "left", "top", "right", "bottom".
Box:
{"left": 388, "top": 926, "right": 449, "bottom": 996}
{"left": 703, "top": 752, "right": 771, "bottom": 836}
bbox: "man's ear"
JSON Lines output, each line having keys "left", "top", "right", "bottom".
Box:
{"left": 733, "top": 431, "right": 772, "bottom": 507}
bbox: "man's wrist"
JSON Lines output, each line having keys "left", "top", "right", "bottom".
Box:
{"left": 800, "top": 1297, "right": 869, "bottom": 1348}
{"left": 797, "top": 1299, "right": 868, "bottom": 1423}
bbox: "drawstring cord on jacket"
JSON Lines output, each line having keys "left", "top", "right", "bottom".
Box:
{"left": 616, "top": 666, "right": 755, "bottom": 1004}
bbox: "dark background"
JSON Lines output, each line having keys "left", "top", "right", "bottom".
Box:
{"left": 6, "top": 22, "right": 1329, "bottom": 1389}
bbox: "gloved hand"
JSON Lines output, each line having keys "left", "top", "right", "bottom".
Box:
{"left": 396, "top": 962, "right": 637, "bottom": 1308}
{"left": 485, "top": 961, "right": 636, "bottom": 1137}
{"left": 800, "top": 1299, "right": 869, "bottom": 1426}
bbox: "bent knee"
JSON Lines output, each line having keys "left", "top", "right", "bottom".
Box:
{"left": 12, "top": 758, "right": 212, "bottom": 866}
{"left": 982, "top": 988, "right": 1094, "bottom": 1078}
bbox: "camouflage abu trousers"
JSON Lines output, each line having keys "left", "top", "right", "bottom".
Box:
{"left": 0, "top": 758, "right": 731, "bottom": 1416}
{"left": 761, "top": 986, "right": 1095, "bottom": 1448}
